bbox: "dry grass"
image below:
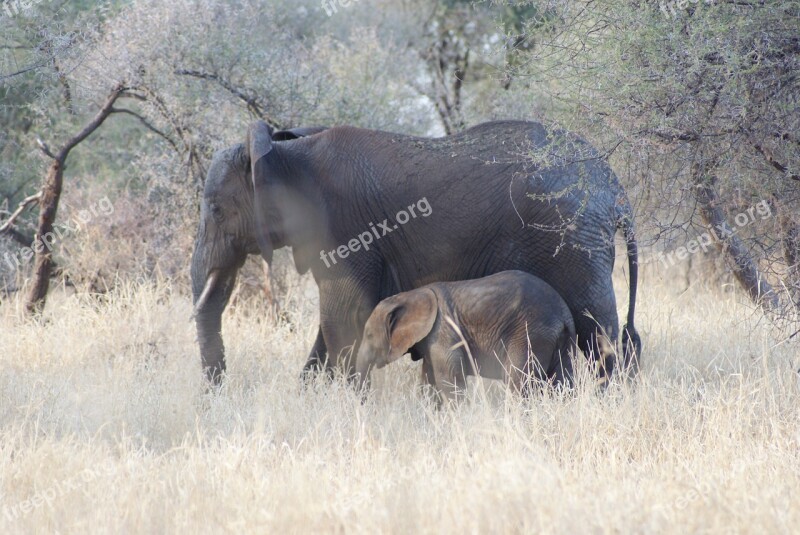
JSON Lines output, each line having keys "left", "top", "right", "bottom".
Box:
{"left": 1, "top": 269, "right": 798, "bottom": 534}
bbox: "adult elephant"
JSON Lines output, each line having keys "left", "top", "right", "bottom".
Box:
{"left": 191, "top": 120, "right": 641, "bottom": 385}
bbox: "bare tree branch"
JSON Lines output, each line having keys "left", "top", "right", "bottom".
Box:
{"left": 0, "top": 192, "right": 42, "bottom": 234}
{"left": 2, "top": 226, "right": 34, "bottom": 247}
{"left": 751, "top": 142, "right": 800, "bottom": 181}
{"left": 46, "top": 40, "right": 74, "bottom": 116}
{"left": 110, "top": 107, "right": 180, "bottom": 152}
{"left": 121, "top": 84, "right": 207, "bottom": 179}
{"left": 54, "top": 84, "right": 127, "bottom": 161}
{"left": 175, "top": 69, "right": 284, "bottom": 129}
{"left": 35, "top": 138, "right": 56, "bottom": 159}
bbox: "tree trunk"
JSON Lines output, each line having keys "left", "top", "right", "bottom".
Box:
{"left": 26, "top": 83, "right": 125, "bottom": 314}
{"left": 25, "top": 163, "right": 63, "bottom": 314}
{"left": 425, "top": 38, "right": 468, "bottom": 135}
{"left": 692, "top": 162, "right": 779, "bottom": 311}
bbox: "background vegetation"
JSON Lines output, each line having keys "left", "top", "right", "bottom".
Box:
{"left": 2, "top": 0, "right": 797, "bottom": 314}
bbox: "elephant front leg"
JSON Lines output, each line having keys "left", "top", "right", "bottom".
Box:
{"left": 420, "top": 358, "right": 436, "bottom": 387}
{"left": 319, "top": 319, "right": 364, "bottom": 379}
{"left": 317, "top": 277, "right": 381, "bottom": 380}
{"left": 301, "top": 328, "right": 329, "bottom": 379}
{"left": 416, "top": 358, "right": 441, "bottom": 404}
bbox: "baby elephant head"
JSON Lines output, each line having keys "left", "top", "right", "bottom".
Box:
{"left": 356, "top": 288, "right": 438, "bottom": 389}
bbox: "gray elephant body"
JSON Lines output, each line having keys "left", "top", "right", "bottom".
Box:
{"left": 356, "top": 270, "right": 576, "bottom": 399}
{"left": 191, "top": 120, "right": 640, "bottom": 383}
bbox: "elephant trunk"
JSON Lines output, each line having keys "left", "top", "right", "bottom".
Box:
{"left": 195, "top": 302, "right": 226, "bottom": 384}
{"left": 191, "top": 242, "right": 238, "bottom": 384}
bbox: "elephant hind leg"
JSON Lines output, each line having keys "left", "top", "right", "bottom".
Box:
{"left": 502, "top": 336, "right": 547, "bottom": 395}
{"left": 574, "top": 314, "right": 619, "bottom": 385}
{"left": 433, "top": 357, "right": 467, "bottom": 404}
{"left": 509, "top": 333, "right": 573, "bottom": 396}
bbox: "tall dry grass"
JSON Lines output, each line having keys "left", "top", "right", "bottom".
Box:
{"left": 0, "top": 268, "right": 798, "bottom": 534}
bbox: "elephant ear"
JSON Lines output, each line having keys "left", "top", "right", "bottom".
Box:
{"left": 272, "top": 126, "right": 328, "bottom": 141}
{"left": 385, "top": 288, "right": 438, "bottom": 364}
{"left": 248, "top": 121, "right": 275, "bottom": 264}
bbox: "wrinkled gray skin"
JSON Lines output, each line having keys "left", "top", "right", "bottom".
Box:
{"left": 355, "top": 271, "right": 576, "bottom": 401}
{"left": 190, "top": 120, "right": 641, "bottom": 384}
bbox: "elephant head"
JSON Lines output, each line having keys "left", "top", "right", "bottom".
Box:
{"left": 190, "top": 122, "right": 327, "bottom": 383}
{"left": 355, "top": 288, "right": 438, "bottom": 389}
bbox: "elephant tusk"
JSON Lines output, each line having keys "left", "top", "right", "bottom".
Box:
{"left": 193, "top": 270, "right": 221, "bottom": 317}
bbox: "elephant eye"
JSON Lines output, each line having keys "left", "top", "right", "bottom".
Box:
{"left": 210, "top": 203, "right": 223, "bottom": 222}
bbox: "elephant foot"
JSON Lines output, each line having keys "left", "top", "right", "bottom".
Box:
{"left": 203, "top": 361, "right": 226, "bottom": 386}
{"left": 299, "top": 356, "right": 334, "bottom": 385}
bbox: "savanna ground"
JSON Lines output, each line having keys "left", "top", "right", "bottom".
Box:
{"left": 1, "top": 258, "right": 798, "bottom": 534}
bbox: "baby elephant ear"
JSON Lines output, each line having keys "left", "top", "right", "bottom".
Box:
{"left": 386, "top": 288, "right": 438, "bottom": 363}
{"left": 247, "top": 121, "right": 275, "bottom": 264}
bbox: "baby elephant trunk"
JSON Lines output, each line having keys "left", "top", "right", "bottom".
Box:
{"left": 355, "top": 350, "right": 376, "bottom": 393}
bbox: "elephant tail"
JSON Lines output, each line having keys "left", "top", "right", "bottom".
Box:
{"left": 617, "top": 201, "right": 642, "bottom": 370}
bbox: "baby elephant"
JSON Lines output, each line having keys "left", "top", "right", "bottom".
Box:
{"left": 356, "top": 270, "right": 575, "bottom": 401}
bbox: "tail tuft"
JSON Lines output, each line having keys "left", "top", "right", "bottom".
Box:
{"left": 622, "top": 323, "right": 642, "bottom": 376}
